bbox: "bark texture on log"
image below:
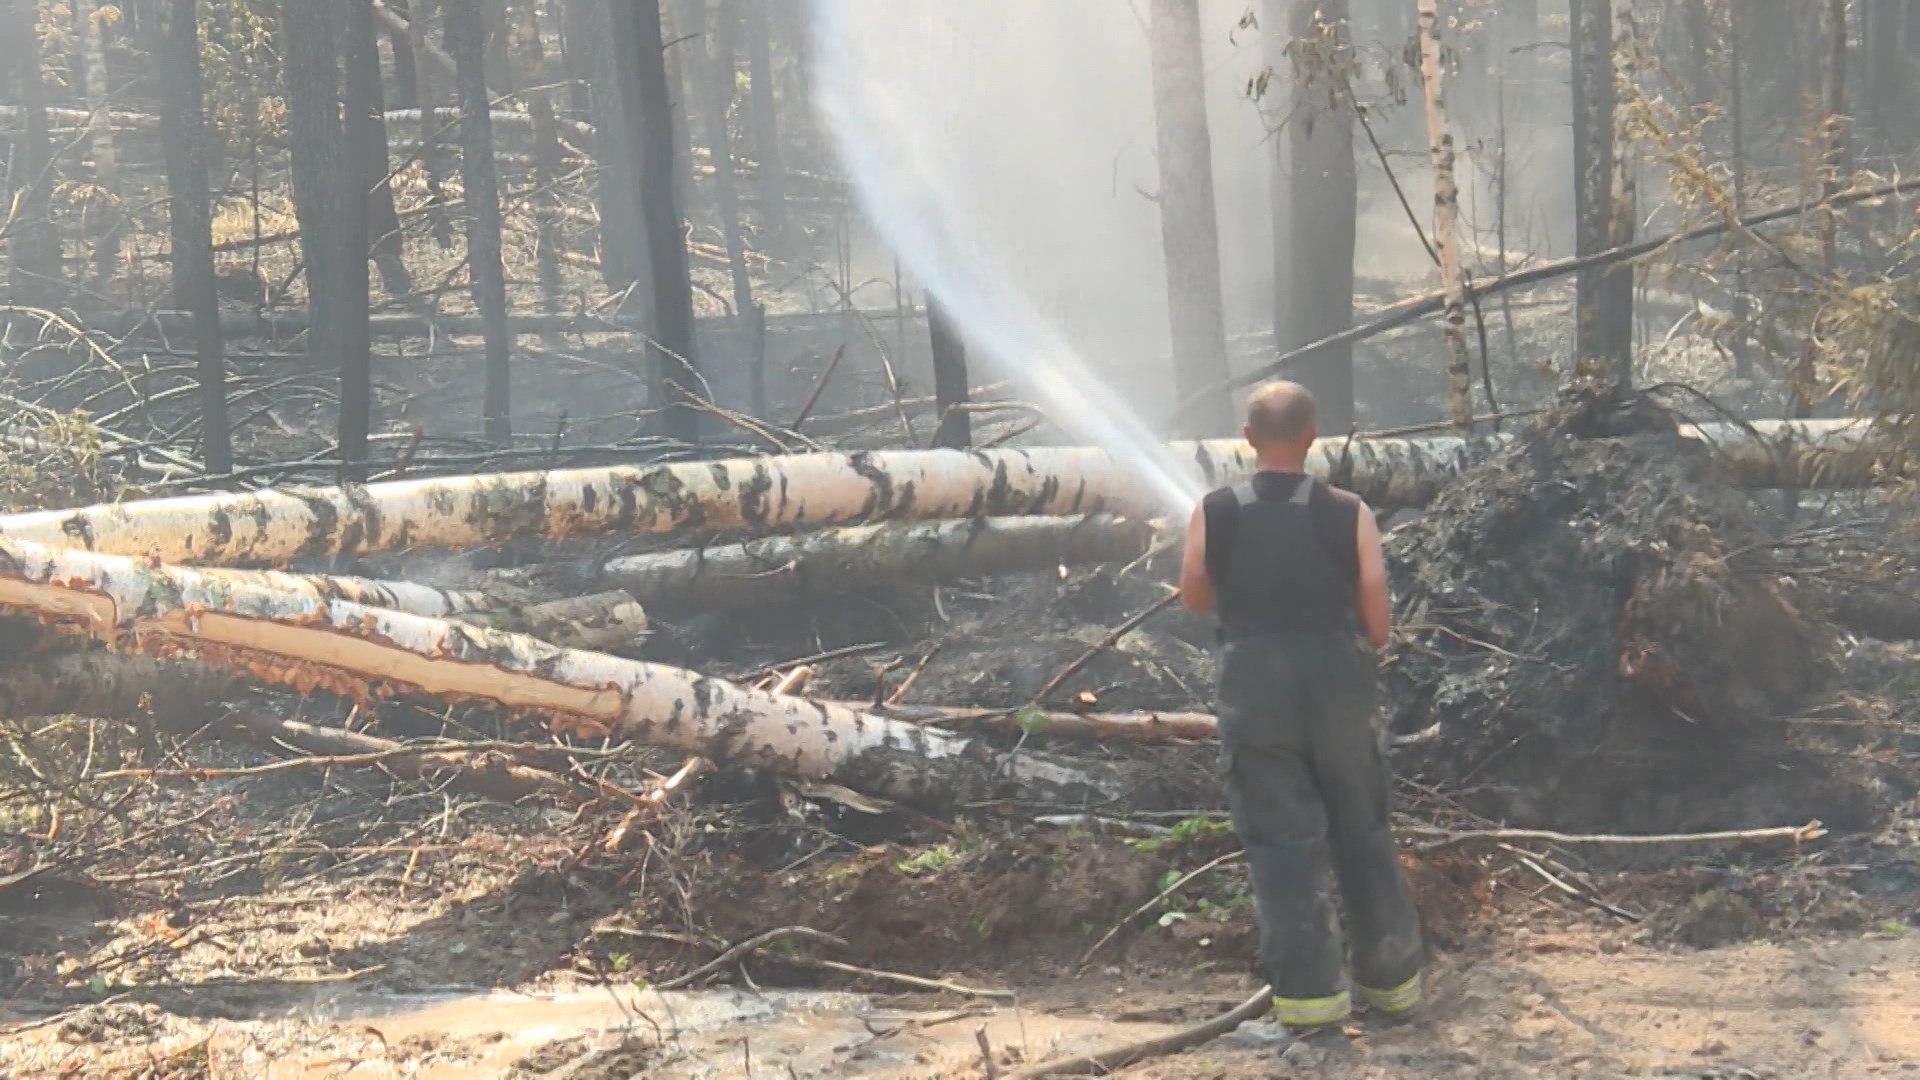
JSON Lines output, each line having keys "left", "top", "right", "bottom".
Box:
{"left": 0, "top": 540, "right": 1126, "bottom": 810}
{"left": 0, "top": 433, "right": 1495, "bottom": 563}
{"left": 450, "top": 590, "right": 648, "bottom": 651}
{"left": 0, "top": 650, "right": 237, "bottom": 721}
{"left": 0, "top": 422, "right": 1877, "bottom": 565}
{"left": 600, "top": 515, "right": 1154, "bottom": 609}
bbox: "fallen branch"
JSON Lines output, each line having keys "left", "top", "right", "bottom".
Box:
{"left": 1168, "top": 174, "right": 1920, "bottom": 424}
{"left": 1405, "top": 820, "right": 1826, "bottom": 853}
{"left": 1007, "top": 985, "right": 1275, "bottom": 1079}
{"left": 1028, "top": 591, "right": 1181, "bottom": 708}
{"left": 1077, "top": 850, "right": 1244, "bottom": 970}
{"left": 791, "top": 958, "right": 1014, "bottom": 1000}
{"left": 656, "top": 926, "right": 849, "bottom": 990}
{"left": 866, "top": 703, "right": 1218, "bottom": 744}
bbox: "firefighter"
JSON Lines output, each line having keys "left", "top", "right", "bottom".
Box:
{"left": 1178, "top": 380, "right": 1425, "bottom": 1029}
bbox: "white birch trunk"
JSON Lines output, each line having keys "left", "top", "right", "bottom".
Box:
{"left": 0, "top": 422, "right": 1877, "bottom": 566}
{"left": 1417, "top": 0, "right": 1475, "bottom": 429}
{"left": 0, "top": 540, "right": 1127, "bottom": 809}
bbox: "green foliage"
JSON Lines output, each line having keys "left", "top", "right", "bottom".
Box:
{"left": 895, "top": 845, "right": 955, "bottom": 875}
{"left": 200, "top": 0, "right": 285, "bottom": 141}
{"left": 1123, "top": 814, "right": 1231, "bottom": 853}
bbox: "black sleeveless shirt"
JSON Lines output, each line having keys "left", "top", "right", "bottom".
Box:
{"left": 1201, "top": 472, "right": 1361, "bottom": 640}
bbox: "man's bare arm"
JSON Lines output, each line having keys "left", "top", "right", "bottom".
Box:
{"left": 1179, "top": 503, "right": 1216, "bottom": 613}
{"left": 1354, "top": 501, "right": 1391, "bottom": 648}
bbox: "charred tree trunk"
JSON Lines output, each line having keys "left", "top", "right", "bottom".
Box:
{"left": 345, "top": 0, "right": 414, "bottom": 297}
{"left": 1797, "top": 0, "right": 1850, "bottom": 420}
{"left": 1281, "top": 0, "right": 1357, "bottom": 433}
{"left": 686, "top": 0, "right": 754, "bottom": 319}
{"left": 283, "top": 0, "right": 373, "bottom": 475}
{"left": 1603, "top": 4, "right": 1636, "bottom": 390}
{"left": 1147, "top": 0, "right": 1235, "bottom": 438}
{"left": 608, "top": 0, "right": 701, "bottom": 443}
{"left": 406, "top": 0, "right": 456, "bottom": 253}
{"left": 155, "top": 0, "right": 233, "bottom": 475}
{"left": 1570, "top": 0, "right": 1626, "bottom": 384}
{"left": 446, "top": 0, "right": 514, "bottom": 444}
{"left": 744, "top": 0, "right": 787, "bottom": 245}
{"left": 1416, "top": 0, "right": 1474, "bottom": 430}
{"left": 927, "top": 293, "right": 972, "bottom": 450}
{"left": 1866, "top": 0, "right": 1905, "bottom": 142}
{"left": 6, "top": 0, "right": 61, "bottom": 307}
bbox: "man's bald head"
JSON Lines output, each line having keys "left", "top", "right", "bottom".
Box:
{"left": 1244, "top": 381, "right": 1317, "bottom": 451}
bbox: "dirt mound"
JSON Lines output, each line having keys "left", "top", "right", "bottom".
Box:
{"left": 1384, "top": 388, "right": 1909, "bottom": 834}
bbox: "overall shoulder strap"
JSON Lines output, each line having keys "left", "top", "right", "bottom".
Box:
{"left": 1288, "top": 477, "right": 1314, "bottom": 506}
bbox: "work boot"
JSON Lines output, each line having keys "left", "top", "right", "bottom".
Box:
{"left": 1356, "top": 972, "right": 1422, "bottom": 1024}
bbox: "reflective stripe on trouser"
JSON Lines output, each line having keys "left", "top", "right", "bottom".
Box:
{"left": 1217, "top": 631, "right": 1426, "bottom": 1007}
{"left": 1272, "top": 991, "right": 1352, "bottom": 1027}
{"left": 1358, "top": 972, "right": 1422, "bottom": 1015}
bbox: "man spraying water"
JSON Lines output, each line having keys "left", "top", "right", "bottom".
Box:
{"left": 1178, "top": 380, "right": 1425, "bottom": 1032}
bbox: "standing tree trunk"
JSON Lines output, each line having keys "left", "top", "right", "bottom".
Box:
{"left": 927, "top": 293, "right": 972, "bottom": 449}
{"left": 1280, "top": 0, "right": 1357, "bottom": 433}
{"left": 1866, "top": 0, "right": 1904, "bottom": 142}
{"left": 155, "top": 0, "right": 231, "bottom": 475}
{"left": 1728, "top": 1, "right": 1753, "bottom": 378}
{"left": 81, "top": 0, "right": 123, "bottom": 290}
{"left": 685, "top": 0, "right": 754, "bottom": 319}
{"left": 1570, "top": 0, "right": 1626, "bottom": 383}
{"left": 607, "top": 0, "right": 701, "bottom": 443}
{"left": 1797, "top": 0, "right": 1849, "bottom": 420}
{"left": 445, "top": 0, "right": 514, "bottom": 444}
{"left": 408, "top": 0, "right": 456, "bottom": 252}
{"left": 345, "top": 0, "right": 414, "bottom": 297}
{"left": 744, "top": 0, "right": 787, "bottom": 245}
{"left": 7, "top": 0, "right": 61, "bottom": 307}
{"left": 1147, "top": 0, "right": 1235, "bottom": 437}
{"left": 513, "top": 0, "right": 565, "bottom": 326}
{"left": 283, "top": 0, "right": 373, "bottom": 475}
{"left": 1416, "top": 0, "right": 1473, "bottom": 429}
{"left": 585, "top": 0, "right": 649, "bottom": 303}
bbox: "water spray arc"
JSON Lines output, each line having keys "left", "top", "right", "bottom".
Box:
{"left": 809, "top": 1, "right": 1208, "bottom": 516}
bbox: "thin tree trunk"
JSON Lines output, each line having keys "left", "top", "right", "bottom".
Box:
{"left": 283, "top": 0, "right": 372, "bottom": 475}
{"left": 82, "top": 0, "right": 123, "bottom": 290}
{"left": 7, "top": 0, "right": 61, "bottom": 306}
{"left": 608, "top": 0, "right": 702, "bottom": 443}
{"left": 1416, "top": 0, "right": 1474, "bottom": 429}
{"left": 927, "top": 293, "right": 972, "bottom": 449}
{"left": 1604, "top": 4, "right": 1637, "bottom": 389}
{"left": 1728, "top": 2, "right": 1753, "bottom": 378}
{"left": 659, "top": 0, "right": 696, "bottom": 219}
{"left": 408, "top": 0, "right": 456, "bottom": 252}
{"left": 388, "top": 0, "right": 421, "bottom": 109}
{"left": 346, "top": 0, "right": 414, "bottom": 297}
{"left": 513, "top": 0, "right": 565, "bottom": 328}
{"left": 1147, "top": 0, "right": 1235, "bottom": 437}
{"left": 1797, "top": 0, "right": 1849, "bottom": 420}
{"left": 686, "top": 0, "right": 754, "bottom": 319}
{"left": 585, "top": 0, "right": 647, "bottom": 302}
{"left": 1867, "top": 0, "right": 1904, "bottom": 142}
{"left": 744, "top": 0, "right": 787, "bottom": 245}
{"left": 155, "top": 0, "right": 232, "bottom": 475}
{"left": 559, "top": 0, "right": 594, "bottom": 117}
{"left": 1570, "top": 0, "right": 1624, "bottom": 382}
{"left": 0, "top": 421, "right": 1872, "bottom": 565}
{"left": 1280, "top": 0, "right": 1357, "bottom": 432}
{"left": 446, "top": 0, "right": 514, "bottom": 444}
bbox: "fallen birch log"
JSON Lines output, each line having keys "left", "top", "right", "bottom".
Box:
{"left": 0, "top": 421, "right": 1876, "bottom": 567}
{"left": 194, "top": 567, "right": 645, "bottom": 649}
{"left": 0, "top": 540, "right": 1130, "bottom": 809}
{"left": 598, "top": 515, "right": 1155, "bottom": 609}
{"left": 0, "top": 650, "right": 237, "bottom": 721}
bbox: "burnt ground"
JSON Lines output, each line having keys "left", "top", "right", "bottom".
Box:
{"left": 3, "top": 387, "right": 1920, "bottom": 1076}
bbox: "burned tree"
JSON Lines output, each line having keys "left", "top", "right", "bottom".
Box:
{"left": 1570, "top": 0, "right": 1629, "bottom": 384}
{"left": 282, "top": 0, "right": 374, "bottom": 473}
{"left": 607, "top": 0, "right": 702, "bottom": 443}
{"left": 343, "top": 0, "right": 413, "bottom": 297}
{"left": 154, "top": 0, "right": 233, "bottom": 474}
{"left": 1147, "top": 0, "right": 1235, "bottom": 437}
{"left": 928, "top": 293, "right": 972, "bottom": 449}
{"left": 679, "top": 0, "right": 754, "bottom": 319}
{"left": 1279, "top": 0, "right": 1358, "bottom": 433}
{"left": 445, "top": 0, "right": 514, "bottom": 444}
